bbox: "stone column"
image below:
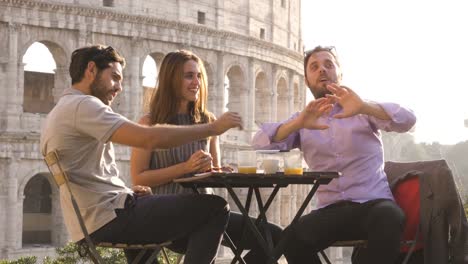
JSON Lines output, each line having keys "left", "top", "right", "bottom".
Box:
{"left": 244, "top": 57, "right": 255, "bottom": 142}
{"left": 0, "top": 160, "right": 7, "bottom": 255}
{"left": 6, "top": 158, "right": 19, "bottom": 251}
{"left": 288, "top": 70, "right": 295, "bottom": 116}
{"left": 270, "top": 0, "right": 274, "bottom": 42}
{"left": 2, "top": 23, "right": 22, "bottom": 131}
{"left": 128, "top": 38, "right": 142, "bottom": 120}
{"left": 280, "top": 186, "right": 291, "bottom": 227}
{"left": 50, "top": 186, "right": 68, "bottom": 246}
{"left": 272, "top": 190, "right": 281, "bottom": 225}
{"left": 259, "top": 188, "right": 279, "bottom": 225}
{"left": 287, "top": 0, "right": 291, "bottom": 49}
{"left": 16, "top": 194, "right": 24, "bottom": 249}
{"left": 54, "top": 66, "right": 69, "bottom": 102}
{"left": 78, "top": 29, "right": 89, "bottom": 48}
{"left": 247, "top": 0, "right": 252, "bottom": 36}
{"left": 215, "top": 0, "right": 224, "bottom": 30}
{"left": 270, "top": 66, "right": 278, "bottom": 122}
{"left": 300, "top": 80, "right": 306, "bottom": 109}
{"left": 212, "top": 51, "right": 225, "bottom": 117}
{"left": 289, "top": 184, "right": 302, "bottom": 221}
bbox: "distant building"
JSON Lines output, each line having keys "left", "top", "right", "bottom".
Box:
{"left": 0, "top": 0, "right": 320, "bottom": 262}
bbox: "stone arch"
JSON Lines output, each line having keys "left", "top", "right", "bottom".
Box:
{"left": 222, "top": 64, "right": 246, "bottom": 143}
{"left": 18, "top": 168, "right": 62, "bottom": 247}
{"left": 255, "top": 71, "right": 270, "bottom": 124}
{"left": 18, "top": 167, "right": 56, "bottom": 200}
{"left": 225, "top": 64, "right": 245, "bottom": 114}
{"left": 22, "top": 173, "right": 53, "bottom": 246}
{"left": 141, "top": 52, "right": 164, "bottom": 112}
{"left": 293, "top": 81, "right": 301, "bottom": 112}
{"left": 141, "top": 51, "right": 165, "bottom": 74}
{"left": 21, "top": 40, "right": 68, "bottom": 114}
{"left": 19, "top": 39, "right": 69, "bottom": 67}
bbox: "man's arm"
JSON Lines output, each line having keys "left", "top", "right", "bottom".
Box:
{"left": 274, "top": 98, "right": 331, "bottom": 142}
{"left": 326, "top": 84, "right": 415, "bottom": 131}
{"left": 111, "top": 112, "right": 242, "bottom": 150}
{"left": 273, "top": 117, "right": 303, "bottom": 142}
{"left": 360, "top": 102, "right": 391, "bottom": 120}
{"left": 326, "top": 84, "right": 390, "bottom": 120}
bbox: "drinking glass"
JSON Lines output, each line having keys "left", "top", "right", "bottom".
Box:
{"left": 237, "top": 150, "right": 257, "bottom": 173}
{"left": 284, "top": 150, "right": 303, "bottom": 175}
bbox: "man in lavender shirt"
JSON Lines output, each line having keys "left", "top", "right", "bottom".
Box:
{"left": 252, "top": 46, "right": 416, "bottom": 264}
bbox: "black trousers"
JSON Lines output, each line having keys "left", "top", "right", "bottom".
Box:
{"left": 90, "top": 193, "right": 229, "bottom": 264}
{"left": 282, "top": 199, "right": 405, "bottom": 264}
{"left": 164, "top": 211, "right": 283, "bottom": 264}
{"left": 224, "top": 212, "right": 283, "bottom": 264}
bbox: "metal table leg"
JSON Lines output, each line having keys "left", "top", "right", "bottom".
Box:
{"left": 225, "top": 185, "right": 273, "bottom": 262}
{"left": 272, "top": 180, "right": 321, "bottom": 260}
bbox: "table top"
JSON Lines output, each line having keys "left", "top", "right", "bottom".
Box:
{"left": 174, "top": 171, "right": 340, "bottom": 188}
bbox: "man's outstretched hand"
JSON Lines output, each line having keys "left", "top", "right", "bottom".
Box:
{"left": 298, "top": 98, "right": 333, "bottom": 130}
{"left": 212, "top": 112, "right": 243, "bottom": 135}
{"left": 326, "top": 84, "right": 364, "bottom": 119}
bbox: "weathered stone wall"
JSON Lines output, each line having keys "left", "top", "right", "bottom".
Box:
{"left": 0, "top": 0, "right": 312, "bottom": 261}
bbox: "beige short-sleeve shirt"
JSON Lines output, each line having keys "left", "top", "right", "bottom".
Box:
{"left": 40, "top": 88, "right": 132, "bottom": 242}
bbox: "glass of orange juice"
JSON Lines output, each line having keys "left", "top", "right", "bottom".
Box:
{"left": 284, "top": 149, "right": 303, "bottom": 175}
{"left": 237, "top": 150, "right": 257, "bottom": 174}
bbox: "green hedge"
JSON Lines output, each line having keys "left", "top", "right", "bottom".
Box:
{"left": 0, "top": 243, "right": 181, "bottom": 264}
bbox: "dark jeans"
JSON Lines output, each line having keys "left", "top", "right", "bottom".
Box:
{"left": 282, "top": 199, "right": 405, "bottom": 264}
{"left": 151, "top": 211, "right": 283, "bottom": 264}
{"left": 224, "top": 212, "right": 283, "bottom": 264}
{"left": 90, "top": 193, "right": 229, "bottom": 264}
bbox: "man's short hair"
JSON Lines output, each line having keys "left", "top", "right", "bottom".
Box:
{"left": 69, "top": 45, "right": 126, "bottom": 84}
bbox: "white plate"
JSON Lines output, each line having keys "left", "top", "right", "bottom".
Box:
{"left": 256, "top": 150, "right": 280, "bottom": 154}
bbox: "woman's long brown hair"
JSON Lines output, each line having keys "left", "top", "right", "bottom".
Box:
{"left": 148, "top": 50, "right": 212, "bottom": 125}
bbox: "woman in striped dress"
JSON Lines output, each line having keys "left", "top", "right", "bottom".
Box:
{"left": 130, "top": 50, "right": 282, "bottom": 263}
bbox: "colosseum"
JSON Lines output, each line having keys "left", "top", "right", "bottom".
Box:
{"left": 0, "top": 0, "right": 350, "bottom": 262}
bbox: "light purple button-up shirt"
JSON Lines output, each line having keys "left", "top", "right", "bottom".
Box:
{"left": 252, "top": 102, "right": 416, "bottom": 209}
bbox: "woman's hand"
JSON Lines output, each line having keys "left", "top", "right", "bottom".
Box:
{"left": 211, "top": 165, "right": 234, "bottom": 173}
{"left": 184, "top": 150, "right": 213, "bottom": 173}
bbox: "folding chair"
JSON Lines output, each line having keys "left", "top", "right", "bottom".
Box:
{"left": 44, "top": 150, "right": 172, "bottom": 264}
{"left": 319, "top": 171, "right": 423, "bottom": 264}
{"left": 320, "top": 237, "right": 420, "bottom": 264}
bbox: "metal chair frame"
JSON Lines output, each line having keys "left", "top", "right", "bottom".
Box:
{"left": 319, "top": 236, "right": 419, "bottom": 264}
{"left": 44, "top": 150, "right": 172, "bottom": 264}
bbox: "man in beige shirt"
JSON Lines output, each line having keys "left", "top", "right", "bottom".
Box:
{"left": 40, "top": 45, "right": 243, "bottom": 264}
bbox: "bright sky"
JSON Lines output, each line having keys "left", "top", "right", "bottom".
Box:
{"left": 301, "top": 0, "right": 468, "bottom": 145}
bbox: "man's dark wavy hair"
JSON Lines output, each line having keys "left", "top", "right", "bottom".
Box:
{"left": 69, "top": 45, "right": 126, "bottom": 84}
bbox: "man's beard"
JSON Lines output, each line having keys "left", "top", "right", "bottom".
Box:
{"left": 308, "top": 84, "right": 332, "bottom": 99}
{"left": 90, "top": 72, "right": 111, "bottom": 106}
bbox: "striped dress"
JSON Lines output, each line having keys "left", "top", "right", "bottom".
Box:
{"left": 150, "top": 114, "right": 211, "bottom": 195}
